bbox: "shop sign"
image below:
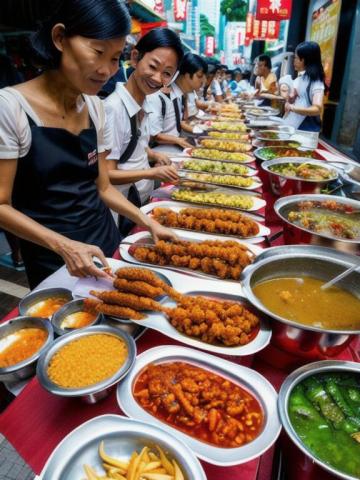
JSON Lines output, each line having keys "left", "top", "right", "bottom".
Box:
{"left": 245, "top": 12, "right": 254, "bottom": 46}
{"left": 310, "top": 0, "right": 342, "bottom": 87}
{"left": 252, "top": 19, "right": 280, "bottom": 40}
{"left": 154, "top": 0, "right": 164, "bottom": 14}
{"left": 256, "top": 0, "right": 292, "bottom": 21}
{"left": 174, "top": 0, "right": 188, "bottom": 21}
{"left": 205, "top": 36, "right": 215, "bottom": 56}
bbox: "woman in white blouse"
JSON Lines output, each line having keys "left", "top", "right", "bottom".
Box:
{"left": 284, "top": 41, "right": 325, "bottom": 132}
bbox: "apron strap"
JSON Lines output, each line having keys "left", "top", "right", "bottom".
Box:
{"left": 173, "top": 96, "right": 183, "bottom": 134}
{"left": 118, "top": 113, "right": 140, "bottom": 164}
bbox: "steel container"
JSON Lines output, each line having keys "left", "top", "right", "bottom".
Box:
{"left": 278, "top": 360, "right": 360, "bottom": 480}
{"left": 241, "top": 250, "right": 360, "bottom": 359}
{"left": 36, "top": 325, "right": 136, "bottom": 404}
{"left": 51, "top": 299, "right": 102, "bottom": 336}
{"left": 19, "top": 287, "right": 73, "bottom": 318}
{"left": 0, "top": 316, "right": 54, "bottom": 382}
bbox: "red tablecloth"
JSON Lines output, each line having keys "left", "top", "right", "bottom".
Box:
{"left": 0, "top": 141, "right": 358, "bottom": 479}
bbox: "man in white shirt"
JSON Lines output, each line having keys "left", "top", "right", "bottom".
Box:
{"left": 147, "top": 52, "right": 208, "bottom": 153}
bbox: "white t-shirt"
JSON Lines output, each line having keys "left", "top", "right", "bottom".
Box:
{"left": 147, "top": 82, "right": 184, "bottom": 138}
{"left": 284, "top": 73, "right": 325, "bottom": 129}
{"left": 187, "top": 91, "right": 199, "bottom": 118}
{"left": 0, "top": 87, "right": 112, "bottom": 159}
{"left": 104, "top": 82, "right": 154, "bottom": 204}
{"left": 210, "top": 79, "right": 223, "bottom": 97}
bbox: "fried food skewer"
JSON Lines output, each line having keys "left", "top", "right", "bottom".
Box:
{"left": 113, "top": 278, "right": 164, "bottom": 299}
{"left": 90, "top": 290, "right": 167, "bottom": 313}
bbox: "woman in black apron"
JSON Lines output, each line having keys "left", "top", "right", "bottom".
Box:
{"left": 0, "top": 0, "right": 176, "bottom": 289}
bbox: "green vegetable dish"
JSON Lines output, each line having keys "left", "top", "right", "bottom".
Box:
{"left": 289, "top": 372, "right": 360, "bottom": 478}
{"left": 257, "top": 147, "right": 314, "bottom": 161}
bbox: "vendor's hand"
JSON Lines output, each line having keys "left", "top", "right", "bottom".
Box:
{"left": 284, "top": 102, "right": 293, "bottom": 113}
{"left": 55, "top": 239, "right": 112, "bottom": 279}
{"left": 176, "top": 137, "right": 193, "bottom": 150}
{"left": 152, "top": 165, "right": 179, "bottom": 183}
{"left": 148, "top": 220, "right": 178, "bottom": 243}
{"left": 152, "top": 151, "right": 171, "bottom": 166}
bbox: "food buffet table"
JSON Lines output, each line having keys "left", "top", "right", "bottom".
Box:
{"left": 0, "top": 123, "right": 359, "bottom": 480}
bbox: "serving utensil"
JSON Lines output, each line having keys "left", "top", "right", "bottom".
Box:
{"left": 321, "top": 264, "right": 360, "bottom": 291}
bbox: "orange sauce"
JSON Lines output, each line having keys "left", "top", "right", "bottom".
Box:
{"left": 60, "top": 311, "right": 97, "bottom": 329}
{"left": 26, "top": 297, "right": 69, "bottom": 318}
{"left": 0, "top": 328, "right": 48, "bottom": 368}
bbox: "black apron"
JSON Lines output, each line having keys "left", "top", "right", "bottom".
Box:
{"left": 12, "top": 115, "right": 121, "bottom": 289}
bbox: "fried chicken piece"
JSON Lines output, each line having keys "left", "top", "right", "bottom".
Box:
{"left": 83, "top": 297, "right": 101, "bottom": 314}
{"left": 94, "top": 303, "right": 146, "bottom": 320}
{"left": 89, "top": 290, "right": 167, "bottom": 312}
{"left": 113, "top": 278, "right": 164, "bottom": 298}
{"left": 115, "top": 267, "right": 165, "bottom": 287}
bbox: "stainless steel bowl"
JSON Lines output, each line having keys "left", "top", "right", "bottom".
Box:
{"left": 262, "top": 158, "right": 338, "bottom": 196}
{"left": 253, "top": 146, "right": 315, "bottom": 162}
{"left": 36, "top": 325, "right": 136, "bottom": 404}
{"left": 0, "top": 316, "right": 54, "bottom": 382}
{"left": 241, "top": 251, "right": 360, "bottom": 359}
{"left": 274, "top": 194, "right": 360, "bottom": 255}
{"left": 19, "top": 287, "right": 73, "bottom": 318}
{"left": 278, "top": 360, "right": 360, "bottom": 480}
{"left": 255, "top": 130, "right": 291, "bottom": 141}
{"left": 51, "top": 299, "right": 102, "bottom": 336}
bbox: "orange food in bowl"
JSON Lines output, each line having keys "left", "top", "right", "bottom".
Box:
{"left": 47, "top": 334, "right": 128, "bottom": 388}
{"left": 0, "top": 328, "right": 48, "bottom": 368}
{"left": 60, "top": 311, "right": 97, "bottom": 330}
{"left": 27, "top": 297, "right": 69, "bottom": 318}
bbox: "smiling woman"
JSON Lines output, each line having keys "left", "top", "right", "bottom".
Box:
{"left": 0, "top": 0, "right": 177, "bottom": 289}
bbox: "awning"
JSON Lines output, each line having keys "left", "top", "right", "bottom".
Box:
{"left": 181, "top": 37, "right": 197, "bottom": 53}
{"left": 129, "top": 0, "right": 166, "bottom": 23}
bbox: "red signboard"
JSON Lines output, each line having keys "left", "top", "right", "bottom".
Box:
{"left": 252, "top": 19, "right": 280, "bottom": 40}
{"left": 245, "top": 12, "right": 253, "bottom": 46}
{"left": 154, "top": 0, "right": 164, "bottom": 14}
{"left": 174, "top": 0, "right": 188, "bottom": 21}
{"left": 205, "top": 36, "right": 215, "bottom": 56}
{"left": 256, "top": 0, "right": 292, "bottom": 21}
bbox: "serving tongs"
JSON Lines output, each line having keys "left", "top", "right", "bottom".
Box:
{"left": 321, "top": 264, "right": 360, "bottom": 291}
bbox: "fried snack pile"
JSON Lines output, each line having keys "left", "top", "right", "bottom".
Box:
{"left": 208, "top": 131, "right": 249, "bottom": 140}
{"left": 168, "top": 295, "right": 259, "bottom": 346}
{"left": 84, "top": 442, "right": 184, "bottom": 480}
{"left": 200, "top": 138, "right": 252, "bottom": 152}
{"left": 152, "top": 207, "right": 260, "bottom": 237}
{"left": 183, "top": 158, "right": 250, "bottom": 175}
{"left": 208, "top": 121, "right": 247, "bottom": 132}
{"left": 172, "top": 189, "right": 254, "bottom": 210}
{"left": 133, "top": 239, "right": 253, "bottom": 280}
{"left": 83, "top": 267, "right": 182, "bottom": 320}
{"left": 191, "top": 148, "right": 252, "bottom": 163}
{"left": 188, "top": 172, "right": 254, "bottom": 188}
{"left": 134, "top": 362, "right": 263, "bottom": 448}
{"left": 216, "top": 115, "right": 245, "bottom": 122}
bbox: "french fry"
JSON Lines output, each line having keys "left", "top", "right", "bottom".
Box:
{"left": 172, "top": 460, "right": 185, "bottom": 480}
{"left": 99, "top": 441, "right": 129, "bottom": 471}
{"left": 142, "top": 462, "right": 162, "bottom": 472}
{"left": 148, "top": 452, "right": 161, "bottom": 462}
{"left": 140, "top": 475, "right": 173, "bottom": 480}
{"left": 83, "top": 465, "right": 102, "bottom": 480}
{"left": 130, "top": 446, "right": 147, "bottom": 480}
{"left": 126, "top": 451, "right": 138, "bottom": 480}
{"left": 103, "top": 463, "right": 127, "bottom": 475}
{"left": 156, "top": 446, "right": 175, "bottom": 476}
{"left": 110, "top": 472, "right": 126, "bottom": 480}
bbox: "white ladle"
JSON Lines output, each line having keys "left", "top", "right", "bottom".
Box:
{"left": 321, "top": 264, "right": 360, "bottom": 291}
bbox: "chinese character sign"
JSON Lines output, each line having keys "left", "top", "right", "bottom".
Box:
{"left": 154, "top": 0, "right": 164, "bottom": 14}
{"left": 205, "top": 36, "right": 215, "bottom": 56}
{"left": 174, "top": 0, "right": 188, "bottom": 21}
{"left": 256, "top": 0, "right": 292, "bottom": 21}
{"left": 252, "top": 19, "right": 280, "bottom": 40}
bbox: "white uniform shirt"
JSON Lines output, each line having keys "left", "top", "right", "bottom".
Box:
{"left": 147, "top": 82, "right": 185, "bottom": 138}
{"left": 0, "top": 87, "right": 112, "bottom": 159}
{"left": 104, "top": 83, "right": 154, "bottom": 205}
{"left": 284, "top": 72, "right": 325, "bottom": 129}
{"left": 211, "top": 79, "right": 223, "bottom": 97}
{"left": 187, "top": 91, "right": 199, "bottom": 118}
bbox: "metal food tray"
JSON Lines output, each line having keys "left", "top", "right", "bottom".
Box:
{"left": 178, "top": 172, "right": 262, "bottom": 191}
{"left": 254, "top": 146, "right": 316, "bottom": 162}
{"left": 140, "top": 200, "right": 270, "bottom": 243}
{"left": 119, "top": 231, "right": 263, "bottom": 282}
{"left": 184, "top": 148, "right": 255, "bottom": 164}
{"left": 117, "top": 345, "right": 281, "bottom": 466}
{"left": 171, "top": 157, "right": 258, "bottom": 177}
{"left": 262, "top": 158, "right": 338, "bottom": 183}
{"left": 39, "top": 414, "right": 206, "bottom": 479}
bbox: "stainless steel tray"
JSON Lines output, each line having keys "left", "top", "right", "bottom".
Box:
{"left": 117, "top": 345, "right": 281, "bottom": 466}
{"left": 261, "top": 158, "right": 338, "bottom": 183}
{"left": 39, "top": 414, "right": 206, "bottom": 480}
{"left": 178, "top": 172, "right": 263, "bottom": 191}
{"left": 183, "top": 148, "right": 255, "bottom": 164}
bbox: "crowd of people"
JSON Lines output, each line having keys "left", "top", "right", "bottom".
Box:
{"left": 0, "top": 0, "right": 326, "bottom": 289}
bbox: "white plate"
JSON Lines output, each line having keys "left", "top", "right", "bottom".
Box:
{"left": 117, "top": 346, "right": 281, "bottom": 466}
{"left": 140, "top": 201, "right": 270, "bottom": 242}
{"left": 171, "top": 157, "right": 259, "bottom": 177}
{"left": 183, "top": 148, "right": 255, "bottom": 164}
{"left": 120, "top": 231, "right": 263, "bottom": 281}
{"left": 179, "top": 173, "right": 263, "bottom": 191}
{"left": 39, "top": 414, "right": 206, "bottom": 480}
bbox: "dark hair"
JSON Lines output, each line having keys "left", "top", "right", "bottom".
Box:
{"left": 179, "top": 52, "right": 208, "bottom": 77}
{"left": 296, "top": 41, "right": 325, "bottom": 83}
{"left": 232, "top": 69, "right": 242, "bottom": 80}
{"left": 135, "top": 28, "right": 183, "bottom": 65}
{"left": 206, "top": 64, "right": 217, "bottom": 76}
{"left": 258, "top": 54, "right": 272, "bottom": 69}
{"left": 31, "top": 0, "right": 131, "bottom": 69}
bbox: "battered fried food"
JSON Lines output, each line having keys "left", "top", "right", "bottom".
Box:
{"left": 113, "top": 278, "right": 164, "bottom": 298}
{"left": 90, "top": 290, "right": 167, "bottom": 312}
{"left": 132, "top": 239, "right": 253, "bottom": 280}
{"left": 83, "top": 297, "right": 145, "bottom": 320}
{"left": 167, "top": 296, "right": 260, "bottom": 346}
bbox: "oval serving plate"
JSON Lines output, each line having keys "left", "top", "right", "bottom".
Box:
{"left": 178, "top": 172, "right": 263, "bottom": 191}
{"left": 120, "top": 231, "right": 263, "bottom": 281}
{"left": 183, "top": 148, "right": 255, "bottom": 164}
{"left": 117, "top": 345, "right": 281, "bottom": 466}
{"left": 262, "top": 158, "right": 338, "bottom": 183}
{"left": 140, "top": 200, "right": 270, "bottom": 243}
{"left": 171, "top": 156, "right": 258, "bottom": 177}
{"left": 128, "top": 291, "right": 271, "bottom": 356}
{"left": 39, "top": 414, "right": 206, "bottom": 480}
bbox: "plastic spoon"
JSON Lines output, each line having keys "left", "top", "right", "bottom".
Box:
{"left": 321, "top": 264, "right": 360, "bottom": 291}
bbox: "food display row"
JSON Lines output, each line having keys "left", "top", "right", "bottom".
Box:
{"left": 1, "top": 101, "right": 359, "bottom": 480}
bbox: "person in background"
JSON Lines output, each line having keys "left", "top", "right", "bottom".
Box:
{"left": 284, "top": 41, "right": 325, "bottom": 132}
{"left": 229, "top": 70, "right": 250, "bottom": 96}
{"left": 254, "top": 54, "right": 278, "bottom": 101}
{"left": 104, "top": 28, "right": 182, "bottom": 231}
{"left": 148, "top": 52, "right": 208, "bottom": 153}
{"left": 210, "top": 64, "right": 224, "bottom": 102}
{"left": 278, "top": 75, "right": 294, "bottom": 101}
{"left": 0, "top": 0, "right": 175, "bottom": 289}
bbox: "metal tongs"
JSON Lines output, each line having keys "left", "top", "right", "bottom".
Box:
{"left": 321, "top": 264, "right": 360, "bottom": 291}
